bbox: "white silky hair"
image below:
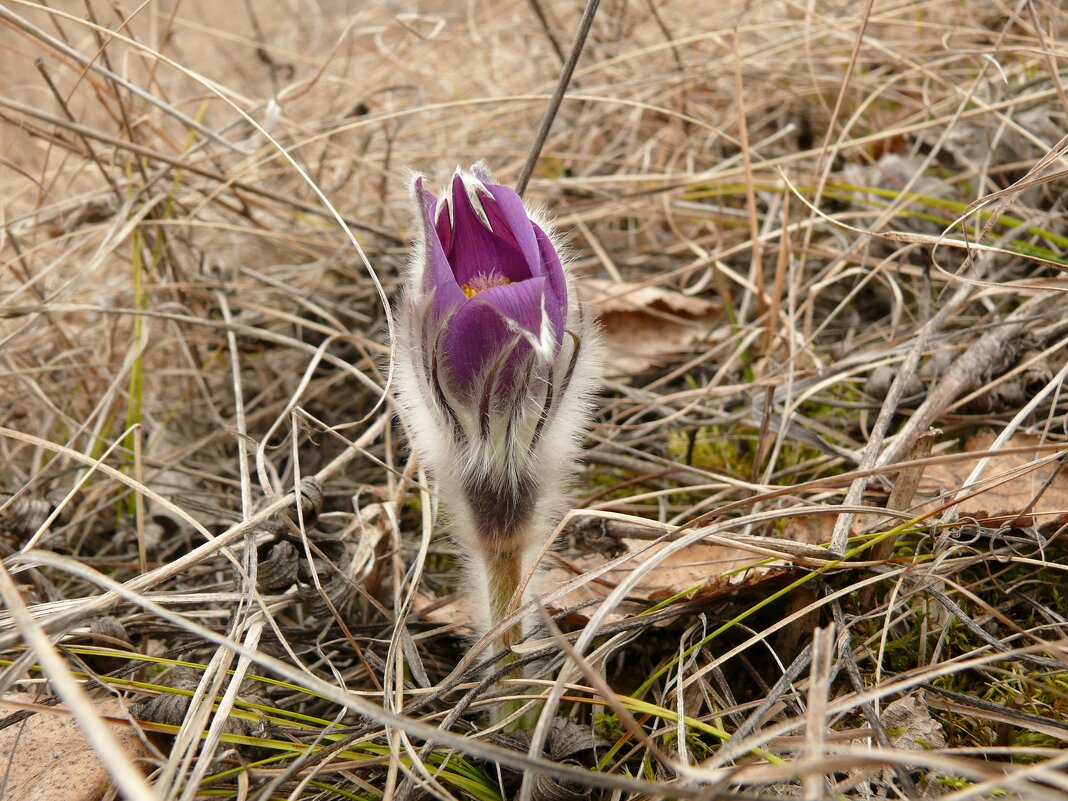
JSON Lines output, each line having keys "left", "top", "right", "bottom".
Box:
{"left": 393, "top": 165, "right": 602, "bottom": 638}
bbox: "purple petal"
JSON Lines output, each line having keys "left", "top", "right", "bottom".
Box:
{"left": 439, "top": 175, "right": 532, "bottom": 287}
{"left": 534, "top": 224, "right": 567, "bottom": 317}
{"left": 434, "top": 193, "right": 453, "bottom": 257}
{"left": 415, "top": 177, "right": 465, "bottom": 319}
{"left": 443, "top": 276, "right": 564, "bottom": 391}
{"left": 480, "top": 181, "right": 542, "bottom": 277}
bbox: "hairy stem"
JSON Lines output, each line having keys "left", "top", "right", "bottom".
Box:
{"left": 486, "top": 548, "right": 529, "bottom": 727}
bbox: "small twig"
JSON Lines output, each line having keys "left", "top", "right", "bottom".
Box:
{"left": 804, "top": 625, "right": 835, "bottom": 800}
{"left": 877, "top": 293, "right": 1047, "bottom": 471}
{"left": 644, "top": 0, "right": 683, "bottom": 72}
{"left": 832, "top": 600, "right": 919, "bottom": 798}
{"left": 925, "top": 587, "right": 1064, "bottom": 670}
{"left": 1025, "top": 2, "right": 1068, "bottom": 119}
{"left": 869, "top": 428, "right": 940, "bottom": 563}
{"left": 524, "top": 0, "right": 566, "bottom": 65}
{"left": 732, "top": 29, "right": 765, "bottom": 324}
{"left": 34, "top": 57, "right": 120, "bottom": 197}
{"left": 82, "top": 6, "right": 151, "bottom": 195}
{"left": 714, "top": 643, "right": 813, "bottom": 765}
{"left": 242, "top": 0, "right": 294, "bottom": 91}
{"left": 515, "top": 0, "right": 600, "bottom": 196}
{"left": 923, "top": 682, "right": 1068, "bottom": 737}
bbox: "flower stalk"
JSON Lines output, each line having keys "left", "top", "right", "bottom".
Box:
{"left": 395, "top": 164, "right": 599, "bottom": 726}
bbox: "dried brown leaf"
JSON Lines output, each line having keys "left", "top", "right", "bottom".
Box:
{"left": 920, "top": 432, "right": 1068, "bottom": 529}
{"left": 0, "top": 694, "right": 150, "bottom": 801}
{"left": 583, "top": 279, "right": 722, "bottom": 376}
{"left": 544, "top": 523, "right": 828, "bottom": 625}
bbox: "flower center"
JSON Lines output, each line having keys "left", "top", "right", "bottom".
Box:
{"left": 460, "top": 272, "right": 512, "bottom": 299}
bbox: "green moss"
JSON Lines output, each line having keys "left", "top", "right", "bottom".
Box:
{"left": 661, "top": 729, "right": 713, "bottom": 761}
{"left": 937, "top": 775, "right": 972, "bottom": 790}
{"left": 594, "top": 711, "right": 625, "bottom": 741}
{"left": 883, "top": 625, "right": 921, "bottom": 672}
{"left": 665, "top": 426, "right": 753, "bottom": 475}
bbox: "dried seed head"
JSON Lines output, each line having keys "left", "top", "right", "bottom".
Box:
{"left": 255, "top": 539, "right": 299, "bottom": 594}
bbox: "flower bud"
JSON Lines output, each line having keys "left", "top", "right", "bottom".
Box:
{"left": 395, "top": 163, "right": 600, "bottom": 654}
{"left": 418, "top": 167, "right": 568, "bottom": 399}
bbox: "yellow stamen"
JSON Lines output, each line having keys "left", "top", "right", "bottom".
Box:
{"left": 460, "top": 273, "right": 511, "bottom": 298}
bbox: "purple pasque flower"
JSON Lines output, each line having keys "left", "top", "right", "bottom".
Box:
{"left": 396, "top": 164, "right": 599, "bottom": 683}
{"left": 415, "top": 167, "right": 568, "bottom": 395}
